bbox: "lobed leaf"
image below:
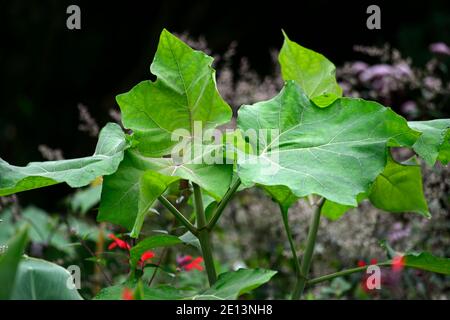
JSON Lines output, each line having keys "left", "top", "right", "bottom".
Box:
{"left": 408, "top": 119, "right": 450, "bottom": 166}
{"left": 369, "top": 155, "right": 429, "bottom": 217}
{"left": 279, "top": 31, "right": 342, "bottom": 107}
{"left": 196, "top": 268, "right": 277, "bottom": 300}
{"left": 237, "top": 81, "right": 419, "bottom": 207}
{"left": 98, "top": 149, "right": 232, "bottom": 235}
{"left": 116, "top": 29, "right": 232, "bottom": 157}
{"left": 0, "top": 123, "right": 129, "bottom": 196}
{"left": 322, "top": 155, "right": 429, "bottom": 220}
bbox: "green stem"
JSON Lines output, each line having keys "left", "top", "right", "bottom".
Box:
{"left": 193, "top": 183, "right": 217, "bottom": 285}
{"left": 206, "top": 178, "right": 241, "bottom": 231}
{"left": 292, "top": 198, "right": 324, "bottom": 299}
{"left": 307, "top": 262, "right": 392, "bottom": 286}
{"left": 280, "top": 205, "right": 301, "bottom": 297}
{"left": 158, "top": 195, "right": 198, "bottom": 235}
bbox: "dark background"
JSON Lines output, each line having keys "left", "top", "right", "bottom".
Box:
{"left": 1, "top": 0, "right": 449, "bottom": 207}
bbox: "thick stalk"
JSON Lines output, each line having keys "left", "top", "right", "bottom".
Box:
{"left": 292, "top": 198, "right": 324, "bottom": 299}
{"left": 207, "top": 178, "right": 241, "bottom": 230}
{"left": 280, "top": 206, "right": 301, "bottom": 296}
{"left": 193, "top": 183, "right": 217, "bottom": 285}
{"left": 307, "top": 262, "right": 392, "bottom": 286}
{"left": 158, "top": 195, "right": 198, "bottom": 235}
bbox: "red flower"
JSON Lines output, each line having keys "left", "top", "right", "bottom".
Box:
{"left": 177, "top": 255, "right": 204, "bottom": 271}
{"left": 122, "top": 288, "right": 134, "bottom": 300}
{"left": 108, "top": 234, "right": 131, "bottom": 251}
{"left": 370, "top": 258, "right": 378, "bottom": 265}
{"left": 184, "top": 257, "right": 204, "bottom": 271}
{"left": 137, "top": 250, "right": 155, "bottom": 268}
{"left": 392, "top": 255, "right": 405, "bottom": 272}
{"left": 357, "top": 260, "right": 366, "bottom": 267}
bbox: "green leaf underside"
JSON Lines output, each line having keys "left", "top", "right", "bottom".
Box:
{"left": 279, "top": 31, "right": 342, "bottom": 107}
{"left": 0, "top": 226, "right": 28, "bottom": 299}
{"left": 197, "top": 268, "right": 277, "bottom": 300}
{"left": 321, "top": 194, "right": 366, "bottom": 220}
{"left": 322, "top": 155, "right": 429, "bottom": 220}
{"left": 262, "top": 185, "right": 298, "bottom": 213}
{"left": 95, "top": 268, "right": 276, "bottom": 300}
{"left": 0, "top": 123, "right": 128, "bottom": 196}
{"left": 11, "top": 257, "right": 83, "bottom": 300}
{"left": 98, "top": 149, "right": 232, "bottom": 233}
{"left": 129, "top": 234, "right": 182, "bottom": 269}
{"left": 237, "top": 81, "right": 419, "bottom": 207}
{"left": 117, "top": 29, "right": 232, "bottom": 157}
{"left": 68, "top": 185, "right": 102, "bottom": 215}
{"left": 408, "top": 119, "right": 450, "bottom": 166}
{"left": 403, "top": 252, "right": 450, "bottom": 275}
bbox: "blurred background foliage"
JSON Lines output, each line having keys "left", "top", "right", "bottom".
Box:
{"left": 0, "top": 0, "right": 449, "bottom": 299}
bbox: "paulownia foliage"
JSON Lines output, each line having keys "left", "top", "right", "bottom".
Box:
{"left": 0, "top": 123, "right": 129, "bottom": 196}
{"left": 0, "top": 226, "right": 82, "bottom": 300}
{"left": 408, "top": 119, "right": 450, "bottom": 166}
{"left": 95, "top": 268, "right": 277, "bottom": 300}
{"left": 116, "top": 29, "right": 232, "bottom": 158}
{"left": 322, "top": 154, "right": 430, "bottom": 220}
{"left": 1, "top": 29, "right": 450, "bottom": 300}
{"left": 279, "top": 31, "right": 342, "bottom": 107}
{"left": 98, "top": 29, "right": 234, "bottom": 237}
{"left": 237, "top": 81, "right": 419, "bottom": 207}
{"left": 98, "top": 149, "right": 232, "bottom": 237}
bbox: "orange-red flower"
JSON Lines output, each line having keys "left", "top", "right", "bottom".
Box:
{"left": 137, "top": 250, "right": 155, "bottom": 268}
{"left": 122, "top": 288, "right": 134, "bottom": 300}
{"left": 108, "top": 234, "right": 131, "bottom": 251}
{"left": 177, "top": 255, "right": 204, "bottom": 271}
{"left": 391, "top": 255, "right": 405, "bottom": 272}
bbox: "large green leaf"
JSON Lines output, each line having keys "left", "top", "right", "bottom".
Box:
{"left": 10, "top": 257, "right": 83, "bottom": 300}
{"left": 96, "top": 269, "right": 277, "bottom": 300}
{"left": 129, "top": 234, "right": 182, "bottom": 269}
{"left": 117, "top": 29, "right": 232, "bottom": 157}
{"left": 0, "top": 226, "right": 28, "bottom": 299}
{"left": 98, "top": 150, "right": 178, "bottom": 234}
{"left": 322, "top": 155, "right": 429, "bottom": 220}
{"left": 369, "top": 156, "right": 429, "bottom": 217}
{"left": 98, "top": 149, "right": 232, "bottom": 235}
{"left": 0, "top": 123, "right": 129, "bottom": 196}
{"left": 403, "top": 252, "right": 450, "bottom": 275}
{"left": 95, "top": 283, "right": 188, "bottom": 300}
{"left": 196, "top": 268, "right": 277, "bottom": 300}
{"left": 408, "top": 119, "right": 450, "bottom": 166}
{"left": 99, "top": 29, "right": 234, "bottom": 235}
{"left": 279, "top": 32, "right": 342, "bottom": 107}
{"left": 237, "top": 81, "right": 418, "bottom": 207}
